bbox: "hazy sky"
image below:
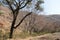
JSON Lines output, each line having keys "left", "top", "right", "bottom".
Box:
{"left": 44, "top": 0, "right": 60, "bottom": 15}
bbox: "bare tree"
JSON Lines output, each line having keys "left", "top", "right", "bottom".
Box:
{"left": 1, "top": 0, "right": 32, "bottom": 38}
{"left": 0, "top": 0, "right": 44, "bottom": 38}
{"left": 23, "top": 13, "right": 37, "bottom": 34}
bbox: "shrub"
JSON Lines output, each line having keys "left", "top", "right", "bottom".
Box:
{"left": 0, "top": 29, "right": 9, "bottom": 40}
{"left": 0, "top": 30, "right": 3, "bottom": 40}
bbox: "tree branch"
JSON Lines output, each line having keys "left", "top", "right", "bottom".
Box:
{"left": 5, "top": 0, "right": 14, "bottom": 12}
{"left": 13, "top": 0, "right": 18, "bottom": 7}
{"left": 14, "top": 12, "right": 32, "bottom": 29}
{"left": 20, "top": 0, "right": 32, "bottom": 9}
{"left": 20, "top": 1, "right": 24, "bottom": 5}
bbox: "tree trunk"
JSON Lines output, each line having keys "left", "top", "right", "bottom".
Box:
{"left": 9, "top": 12, "right": 32, "bottom": 38}
{"left": 9, "top": 17, "right": 16, "bottom": 38}
{"left": 9, "top": 26, "right": 14, "bottom": 38}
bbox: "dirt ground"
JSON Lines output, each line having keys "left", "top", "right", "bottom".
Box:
{"left": 7, "top": 32, "right": 60, "bottom": 40}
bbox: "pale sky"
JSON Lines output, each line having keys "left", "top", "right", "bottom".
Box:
{"left": 44, "top": 0, "right": 60, "bottom": 15}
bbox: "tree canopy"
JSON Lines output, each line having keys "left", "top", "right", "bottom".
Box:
{"left": 0, "top": 0, "right": 44, "bottom": 13}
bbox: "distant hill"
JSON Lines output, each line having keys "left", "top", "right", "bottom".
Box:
{"left": 48, "top": 15, "right": 60, "bottom": 21}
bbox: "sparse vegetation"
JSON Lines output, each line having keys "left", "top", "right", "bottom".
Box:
{"left": 0, "top": 29, "right": 9, "bottom": 40}
{"left": 13, "top": 31, "right": 51, "bottom": 39}
{"left": 0, "top": 9, "right": 60, "bottom": 39}
{"left": 0, "top": 29, "right": 51, "bottom": 39}
{"left": 0, "top": 0, "right": 60, "bottom": 40}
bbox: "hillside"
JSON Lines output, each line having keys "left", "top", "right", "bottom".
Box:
{"left": 0, "top": 5, "right": 60, "bottom": 33}
{"left": 0, "top": 6, "right": 60, "bottom": 40}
